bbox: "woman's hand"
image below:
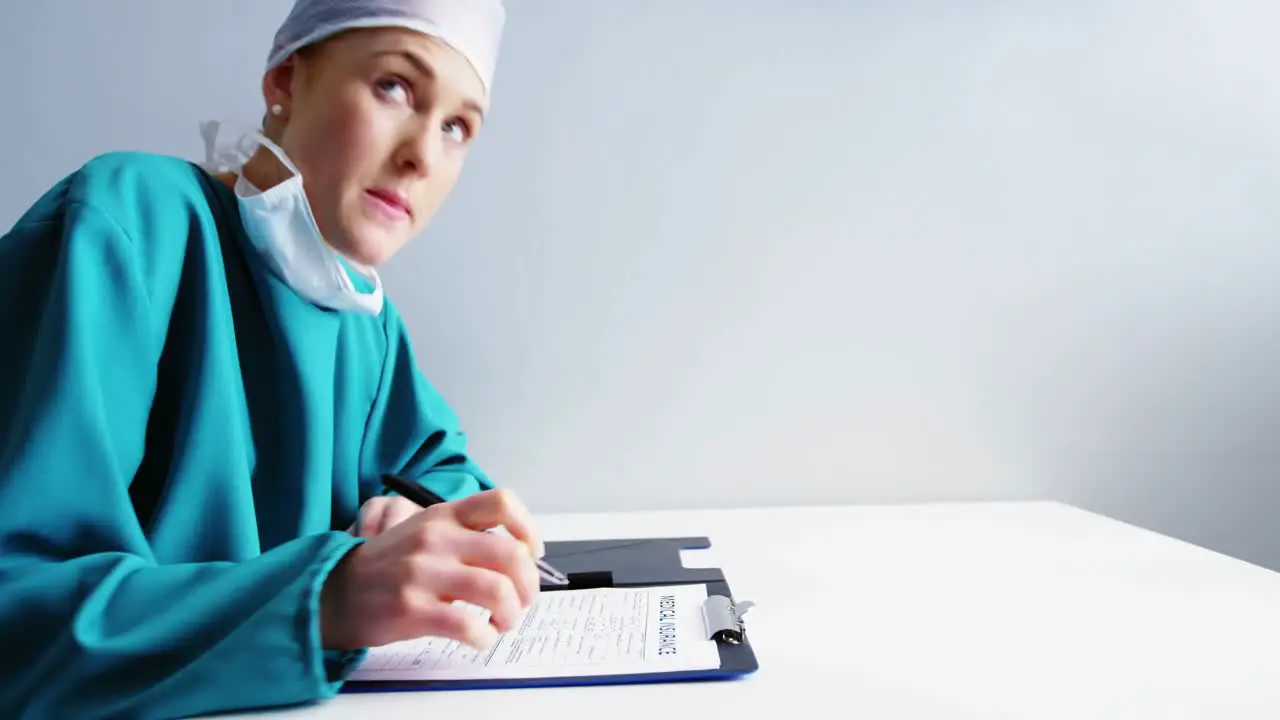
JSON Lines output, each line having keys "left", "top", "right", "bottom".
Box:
{"left": 320, "top": 488, "right": 543, "bottom": 652}
{"left": 352, "top": 495, "right": 425, "bottom": 539}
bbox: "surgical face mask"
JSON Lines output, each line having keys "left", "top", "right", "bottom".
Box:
{"left": 199, "top": 120, "right": 384, "bottom": 316}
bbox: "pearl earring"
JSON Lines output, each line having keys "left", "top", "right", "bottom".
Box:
{"left": 271, "top": 104, "right": 284, "bottom": 116}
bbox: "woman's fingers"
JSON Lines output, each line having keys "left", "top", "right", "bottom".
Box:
{"left": 381, "top": 497, "right": 424, "bottom": 531}
{"left": 422, "top": 560, "right": 526, "bottom": 635}
{"left": 355, "top": 497, "right": 392, "bottom": 539}
{"left": 413, "top": 596, "right": 501, "bottom": 650}
{"left": 410, "top": 517, "right": 540, "bottom": 610}
{"left": 321, "top": 488, "right": 548, "bottom": 652}
{"left": 356, "top": 496, "right": 423, "bottom": 538}
{"left": 449, "top": 527, "right": 541, "bottom": 608}
{"left": 448, "top": 488, "right": 544, "bottom": 558}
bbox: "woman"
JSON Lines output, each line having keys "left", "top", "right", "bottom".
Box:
{"left": 0, "top": 1, "right": 543, "bottom": 717}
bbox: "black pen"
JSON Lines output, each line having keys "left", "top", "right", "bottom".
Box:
{"left": 380, "top": 473, "right": 569, "bottom": 586}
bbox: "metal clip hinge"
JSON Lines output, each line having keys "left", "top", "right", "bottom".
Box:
{"left": 702, "top": 595, "right": 756, "bottom": 645}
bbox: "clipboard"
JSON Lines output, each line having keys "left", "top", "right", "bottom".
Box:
{"left": 341, "top": 536, "right": 759, "bottom": 692}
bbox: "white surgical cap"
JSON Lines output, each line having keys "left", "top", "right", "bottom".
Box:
{"left": 266, "top": 0, "right": 506, "bottom": 98}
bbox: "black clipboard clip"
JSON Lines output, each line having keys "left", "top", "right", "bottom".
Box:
{"left": 701, "top": 594, "right": 756, "bottom": 645}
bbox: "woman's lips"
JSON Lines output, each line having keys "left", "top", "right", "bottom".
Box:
{"left": 364, "top": 188, "right": 412, "bottom": 221}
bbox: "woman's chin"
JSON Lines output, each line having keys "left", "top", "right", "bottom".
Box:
{"left": 328, "top": 222, "right": 407, "bottom": 267}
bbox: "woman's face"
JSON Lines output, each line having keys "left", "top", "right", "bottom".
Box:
{"left": 257, "top": 27, "right": 488, "bottom": 266}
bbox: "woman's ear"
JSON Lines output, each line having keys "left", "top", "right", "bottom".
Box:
{"left": 261, "top": 58, "right": 298, "bottom": 125}
{"left": 261, "top": 55, "right": 308, "bottom": 140}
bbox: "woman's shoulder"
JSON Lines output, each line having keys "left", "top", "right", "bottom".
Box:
{"left": 12, "top": 149, "right": 237, "bottom": 271}
{"left": 14, "top": 150, "right": 228, "bottom": 237}
{"left": 6, "top": 150, "right": 240, "bottom": 310}
{"left": 73, "top": 149, "right": 201, "bottom": 182}
{"left": 61, "top": 150, "right": 226, "bottom": 232}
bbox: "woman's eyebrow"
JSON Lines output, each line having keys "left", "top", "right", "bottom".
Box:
{"left": 376, "top": 49, "right": 436, "bottom": 80}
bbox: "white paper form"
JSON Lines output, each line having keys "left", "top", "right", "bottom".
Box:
{"left": 347, "top": 584, "right": 723, "bottom": 682}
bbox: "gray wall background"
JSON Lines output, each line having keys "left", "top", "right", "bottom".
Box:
{"left": 4, "top": 2, "right": 1278, "bottom": 569}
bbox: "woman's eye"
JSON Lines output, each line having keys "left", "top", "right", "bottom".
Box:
{"left": 443, "top": 119, "right": 470, "bottom": 144}
{"left": 376, "top": 78, "right": 410, "bottom": 104}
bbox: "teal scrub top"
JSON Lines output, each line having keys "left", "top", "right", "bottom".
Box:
{"left": 0, "top": 151, "right": 495, "bottom": 718}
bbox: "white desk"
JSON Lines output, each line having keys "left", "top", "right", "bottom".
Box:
{"left": 227, "top": 502, "right": 1280, "bottom": 719}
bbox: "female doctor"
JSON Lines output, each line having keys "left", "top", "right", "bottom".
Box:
{"left": 0, "top": 1, "right": 541, "bottom": 717}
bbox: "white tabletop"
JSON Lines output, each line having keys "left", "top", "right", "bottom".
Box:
{"left": 223, "top": 501, "right": 1280, "bottom": 719}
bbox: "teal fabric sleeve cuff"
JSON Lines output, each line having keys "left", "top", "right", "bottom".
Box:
{"left": 323, "top": 648, "right": 369, "bottom": 684}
